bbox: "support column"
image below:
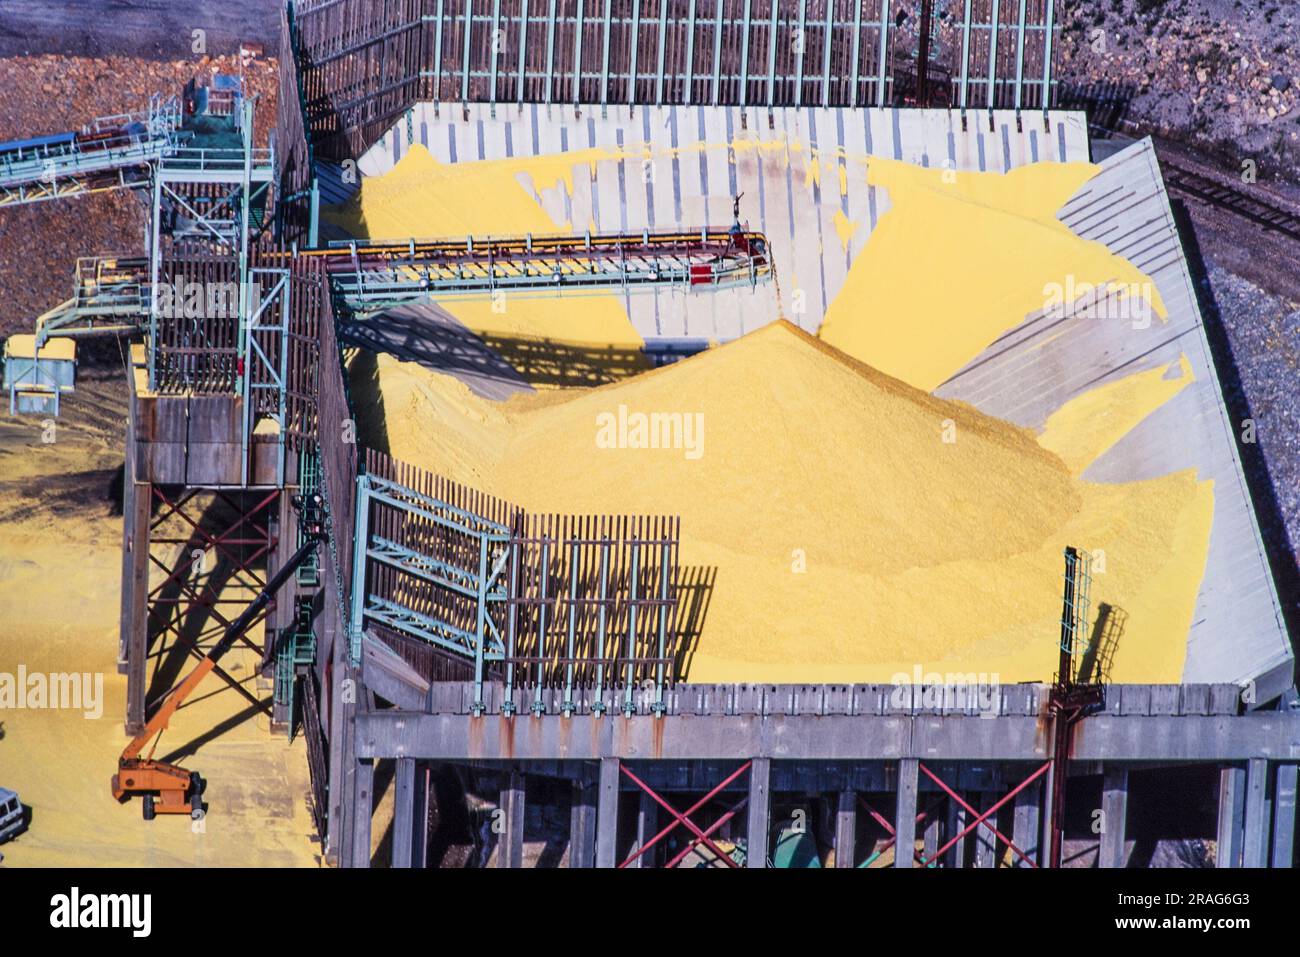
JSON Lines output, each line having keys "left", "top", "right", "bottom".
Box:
{"left": 1216, "top": 765, "right": 1246, "bottom": 868}
{"left": 835, "top": 790, "right": 857, "bottom": 868}
{"left": 894, "top": 758, "right": 919, "bottom": 868}
{"left": 1098, "top": 766, "right": 1129, "bottom": 869}
{"left": 1012, "top": 782, "right": 1042, "bottom": 868}
{"left": 946, "top": 797, "right": 967, "bottom": 868}
{"left": 634, "top": 790, "right": 659, "bottom": 868}
{"left": 349, "top": 758, "right": 374, "bottom": 869}
{"left": 595, "top": 757, "right": 620, "bottom": 868}
{"left": 570, "top": 779, "right": 597, "bottom": 868}
{"left": 498, "top": 770, "right": 526, "bottom": 868}
{"left": 922, "top": 804, "right": 942, "bottom": 867}
{"left": 1272, "top": 763, "right": 1297, "bottom": 869}
{"left": 1242, "top": 758, "right": 1269, "bottom": 869}
{"left": 392, "top": 757, "right": 427, "bottom": 868}
{"left": 747, "top": 757, "right": 771, "bottom": 868}
{"left": 120, "top": 474, "right": 150, "bottom": 735}
{"left": 973, "top": 794, "right": 997, "bottom": 868}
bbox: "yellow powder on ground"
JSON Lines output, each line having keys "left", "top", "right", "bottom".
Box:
{"left": 1038, "top": 355, "right": 1195, "bottom": 474}
{"left": 325, "top": 145, "right": 645, "bottom": 376}
{"left": 819, "top": 159, "right": 1168, "bottom": 392}
{"left": 361, "top": 322, "right": 1213, "bottom": 684}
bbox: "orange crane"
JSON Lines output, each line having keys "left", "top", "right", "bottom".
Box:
{"left": 111, "top": 494, "right": 327, "bottom": 820}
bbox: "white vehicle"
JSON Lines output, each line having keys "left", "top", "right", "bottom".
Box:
{"left": 0, "top": 787, "right": 24, "bottom": 843}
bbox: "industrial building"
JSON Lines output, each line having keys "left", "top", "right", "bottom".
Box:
{"left": 1, "top": 0, "right": 1296, "bottom": 869}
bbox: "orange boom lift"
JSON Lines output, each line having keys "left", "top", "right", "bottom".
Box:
{"left": 111, "top": 495, "right": 327, "bottom": 820}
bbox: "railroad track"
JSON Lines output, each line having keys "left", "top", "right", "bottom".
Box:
{"left": 1158, "top": 156, "right": 1300, "bottom": 245}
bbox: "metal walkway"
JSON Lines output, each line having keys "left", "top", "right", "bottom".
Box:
{"left": 0, "top": 97, "right": 183, "bottom": 208}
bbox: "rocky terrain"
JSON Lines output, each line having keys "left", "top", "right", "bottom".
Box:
{"left": 1060, "top": 0, "right": 1300, "bottom": 183}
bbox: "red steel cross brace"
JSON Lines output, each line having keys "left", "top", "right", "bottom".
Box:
{"left": 919, "top": 761, "right": 1051, "bottom": 868}
{"left": 618, "top": 761, "right": 752, "bottom": 869}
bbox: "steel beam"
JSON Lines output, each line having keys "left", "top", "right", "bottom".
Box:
{"left": 1217, "top": 765, "right": 1246, "bottom": 868}
{"left": 922, "top": 805, "right": 941, "bottom": 866}
{"left": 596, "top": 757, "right": 620, "bottom": 867}
{"left": 570, "top": 779, "right": 597, "bottom": 867}
{"left": 739, "top": 0, "right": 752, "bottom": 106}
{"left": 498, "top": 770, "right": 526, "bottom": 868}
{"left": 973, "top": 793, "right": 998, "bottom": 867}
{"left": 712, "top": 0, "right": 724, "bottom": 105}
{"left": 894, "top": 758, "right": 919, "bottom": 867}
{"left": 517, "top": 0, "right": 529, "bottom": 103}
{"left": 946, "top": 800, "right": 967, "bottom": 868}
{"left": 835, "top": 789, "right": 857, "bottom": 868}
{"left": 392, "top": 757, "right": 420, "bottom": 867}
{"left": 874, "top": 0, "right": 889, "bottom": 107}
{"left": 351, "top": 758, "right": 374, "bottom": 869}
{"left": 747, "top": 757, "right": 771, "bottom": 867}
{"left": 1098, "top": 766, "right": 1129, "bottom": 868}
{"left": 1272, "top": 763, "right": 1297, "bottom": 869}
{"left": 1243, "top": 758, "right": 1269, "bottom": 868}
{"left": 1012, "top": 781, "right": 1041, "bottom": 867}
{"left": 634, "top": 789, "right": 659, "bottom": 867}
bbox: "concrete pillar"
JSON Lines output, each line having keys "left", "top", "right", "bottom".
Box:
{"left": 894, "top": 758, "right": 919, "bottom": 868}
{"left": 595, "top": 758, "right": 621, "bottom": 868}
{"left": 1217, "top": 765, "right": 1246, "bottom": 868}
{"left": 747, "top": 757, "right": 771, "bottom": 868}
{"left": 569, "top": 779, "right": 597, "bottom": 868}
{"left": 633, "top": 790, "right": 659, "bottom": 867}
{"left": 1271, "top": 763, "right": 1297, "bottom": 869}
{"left": 922, "top": 803, "right": 942, "bottom": 867}
{"left": 835, "top": 790, "right": 857, "bottom": 868}
{"left": 497, "top": 771, "right": 526, "bottom": 868}
{"left": 392, "top": 757, "right": 426, "bottom": 868}
{"left": 1012, "top": 782, "right": 1042, "bottom": 868}
{"left": 1242, "top": 758, "right": 1269, "bottom": 869}
{"left": 349, "top": 758, "right": 374, "bottom": 869}
{"left": 1098, "top": 766, "right": 1129, "bottom": 869}
{"left": 972, "top": 794, "right": 997, "bottom": 868}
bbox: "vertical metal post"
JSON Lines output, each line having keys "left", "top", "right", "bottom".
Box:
{"left": 623, "top": 543, "right": 640, "bottom": 715}
{"left": 635, "top": 790, "right": 659, "bottom": 867}
{"left": 894, "top": 757, "right": 918, "bottom": 867}
{"left": 684, "top": 0, "right": 697, "bottom": 105}
{"left": 532, "top": 538, "right": 551, "bottom": 715}
{"left": 434, "top": 0, "right": 447, "bottom": 102}
{"left": 656, "top": 0, "right": 668, "bottom": 103}
{"left": 517, "top": 0, "right": 529, "bottom": 102}
{"left": 592, "top": 541, "right": 611, "bottom": 712}
{"left": 461, "top": 0, "right": 473, "bottom": 102}
{"left": 794, "top": 0, "right": 807, "bottom": 108}
{"left": 490, "top": 0, "right": 502, "bottom": 102}
{"left": 739, "top": 0, "right": 753, "bottom": 106}
{"left": 1272, "top": 763, "right": 1297, "bottom": 869}
{"left": 747, "top": 757, "right": 771, "bottom": 867}
{"left": 653, "top": 539, "right": 670, "bottom": 712}
{"left": 850, "top": 0, "right": 862, "bottom": 107}
{"left": 596, "top": 757, "right": 621, "bottom": 867}
{"left": 1013, "top": 0, "right": 1026, "bottom": 113}
{"left": 628, "top": 0, "right": 641, "bottom": 104}
{"left": 545, "top": 0, "right": 557, "bottom": 103}
{"left": 986, "top": 0, "right": 1000, "bottom": 111}
{"left": 503, "top": 536, "right": 520, "bottom": 711}
{"left": 1099, "top": 766, "right": 1129, "bottom": 868}
{"left": 711, "top": 0, "right": 724, "bottom": 105}
{"left": 348, "top": 475, "right": 370, "bottom": 665}
{"left": 563, "top": 538, "right": 579, "bottom": 713}
{"left": 959, "top": 0, "right": 972, "bottom": 111}
{"left": 766, "top": 0, "right": 778, "bottom": 107}
{"left": 392, "top": 757, "right": 419, "bottom": 868}
{"left": 1012, "top": 781, "right": 1041, "bottom": 867}
{"left": 922, "top": 807, "right": 941, "bottom": 866}
{"left": 947, "top": 797, "right": 967, "bottom": 867}
{"left": 474, "top": 533, "right": 490, "bottom": 713}
{"left": 1243, "top": 758, "right": 1270, "bottom": 868}
{"left": 570, "top": 779, "right": 598, "bottom": 867}
{"left": 1217, "top": 765, "right": 1246, "bottom": 868}
{"left": 973, "top": 795, "right": 997, "bottom": 867}
{"left": 1041, "top": 0, "right": 1056, "bottom": 113}
{"left": 601, "top": 0, "right": 613, "bottom": 104}
{"left": 574, "top": 0, "right": 586, "bottom": 103}
{"left": 835, "top": 790, "right": 857, "bottom": 868}
{"left": 874, "top": 0, "right": 890, "bottom": 107}
{"left": 821, "top": 0, "right": 834, "bottom": 106}
{"left": 499, "top": 771, "right": 526, "bottom": 868}
{"left": 351, "top": 758, "right": 374, "bottom": 869}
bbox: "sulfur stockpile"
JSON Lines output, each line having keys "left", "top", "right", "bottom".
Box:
{"left": 354, "top": 321, "right": 1214, "bottom": 685}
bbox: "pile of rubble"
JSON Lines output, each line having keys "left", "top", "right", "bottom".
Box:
{"left": 1060, "top": 0, "right": 1300, "bottom": 182}
{"left": 0, "top": 52, "right": 279, "bottom": 339}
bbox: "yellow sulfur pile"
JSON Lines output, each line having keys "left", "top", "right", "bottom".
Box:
{"left": 355, "top": 321, "right": 1214, "bottom": 684}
